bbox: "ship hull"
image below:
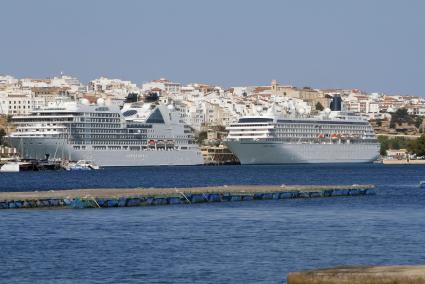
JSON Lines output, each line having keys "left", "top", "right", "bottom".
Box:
{"left": 226, "top": 140, "right": 380, "bottom": 164}
{"left": 9, "top": 137, "right": 204, "bottom": 167}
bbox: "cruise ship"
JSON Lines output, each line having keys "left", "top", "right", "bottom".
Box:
{"left": 225, "top": 110, "right": 380, "bottom": 164}
{"left": 8, "top": 99, "right": 204, "bottom": 166}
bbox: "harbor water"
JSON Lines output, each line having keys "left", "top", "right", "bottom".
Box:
{"left": 1, "top": 164, "right": 425, "bottom": 283}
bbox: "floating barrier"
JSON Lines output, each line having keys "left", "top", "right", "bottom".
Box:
{"left": 242, "top": 195, "right": 254, "bottom": 201}
{"left": 168, "top": 196, "right": 183, "bottom": 205}
{"left": 0, "top": 184, "right": 376, "bottom": 210}
{"left": 207, "top": 193, "right": 221, "bottom": 202}
{"left": 106, "top": 199, "right": 119, "bottom": 207}
{"left": 126, "top": 198, "right": 142, "bottom": 207}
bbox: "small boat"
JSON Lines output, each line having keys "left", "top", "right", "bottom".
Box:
{"left": 0, "top": 160, "right": 35, "bottom": 172}
{"left": 420, "top": 181, "right": 425, "bottom": 188}
{"left": 37, "top": 154, "right": 62, "bottom": 170}
{"left": 0, "top": 161, "right": 20, "bottom": 172}
{"left": 64, "top": 160, "right": 100, "bottom": 171}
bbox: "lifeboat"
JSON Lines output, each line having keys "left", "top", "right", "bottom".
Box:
{"left": 148, "top": 140, "right": 156, "bottom": 148}
{"left": 156, "top": 140, "right": 165, "bottom": 148}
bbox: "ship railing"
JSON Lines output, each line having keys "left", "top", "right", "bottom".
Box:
{"left": 228, "top": 137, "right": 379, "bottom": 145}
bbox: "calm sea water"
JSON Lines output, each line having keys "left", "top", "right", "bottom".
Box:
{"left": 1, "top": 164, "right": 425, "bottom": 283}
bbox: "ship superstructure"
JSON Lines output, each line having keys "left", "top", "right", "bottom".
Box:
{"left": 225, "top": 111, "right": 380, "bottom": 164}
{"left": 8, "top": 99, "right": 203, "bottom": 166}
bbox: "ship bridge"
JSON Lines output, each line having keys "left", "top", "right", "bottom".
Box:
{"left": 226, "top": 117, "right": 275, "bottom": 140}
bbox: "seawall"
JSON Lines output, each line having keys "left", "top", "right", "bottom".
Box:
{"left": 287, "top": 265, "right": 425, "bottom": 284}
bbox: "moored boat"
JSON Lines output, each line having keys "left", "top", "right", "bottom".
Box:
{"left": 225, "top": 109, "right": 380, "bottom": 164}
{"left": 7, "top": 99, "right": 204, "bottom": 167}
{"left": 0, "top": 161, "right": 20, "bottom": 172}
{"left": 0, "top": 160, "right": 35, "bottom": 172}
{"left": 64, "top": 160, "right": 100, "bottom": 171}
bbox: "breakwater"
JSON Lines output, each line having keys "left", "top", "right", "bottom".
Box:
{"left": 287, "top": 265, "right": 425, "bottom": 284}
{"left": 0, "top": 184, "right": 375, "bottom": 210}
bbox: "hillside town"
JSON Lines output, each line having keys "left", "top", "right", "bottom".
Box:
{"left": 1, "top": 73, "right": 425, "bottom": 161}
{"left": 2, "top": 74, "right": 425, "bottom": 127}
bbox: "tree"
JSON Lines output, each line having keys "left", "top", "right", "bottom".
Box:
{"left": 195, "top": 130, "right": 207, "bottom": 144}
{"left": 315, "top": 102, "right": 324, "bottom": 111}
{"left": 390, "top": 108, "right": 414, "bottom": 128}
{"left": 390, "top": 136, "right": 409, "bottom": 150}
{"left": 377, "top": 136, "right": 409, "bottom": 156}
{"left": 0, "top": 128, "right": 5, "bottom": 145}
{"left": 215, "top": 125, "right": 226, "bottom": 132}
{"left": 125, "top": 93, "right": 139, "bottom": 103}
{"left": 415, "top": 116, "right": 423, "bottom": 129}
{"left": 378, "top": 136, "right": 389, "bottom": 156}
{"left": 408, "top": 134, "right": 425, "bottom": 156}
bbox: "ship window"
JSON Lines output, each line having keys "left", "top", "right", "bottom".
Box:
{"left": 123, "top": 109, "right": 137, "bottom": 117}
{"left": 146, "top": 109, "right": 165, "bottom": 124}
{"left": 238, "top": 118, "right": 273, "bottom": 123}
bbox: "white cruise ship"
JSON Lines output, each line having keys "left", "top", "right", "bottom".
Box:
{"left": 225, "top": 110, "right": 380, "bottom": 164}
{"left": 8, "top": 99, "right": 204, "bottom": 166}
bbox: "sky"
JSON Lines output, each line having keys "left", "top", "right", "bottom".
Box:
{"left": 1, "top": 0, "right": 424, "bottom": 96}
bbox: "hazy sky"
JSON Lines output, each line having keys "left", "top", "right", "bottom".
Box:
{"left": 1, "top": 0, "right": 424, "bottom": 95}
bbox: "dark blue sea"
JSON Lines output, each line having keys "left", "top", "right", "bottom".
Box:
{"left": 1, "top": 164, "right": 425, "bottom": 283}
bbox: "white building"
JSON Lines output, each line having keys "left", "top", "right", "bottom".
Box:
{"left": 0, "top": 89, "right": 44, "bottom": 115}
{"left": 142, "top": 78, "right": 181, "bottom": 95}
{"left": 367, "top": 102, "right": 380, "bottom": 114}
{"left": 88, "top": 77, "right": 140, "bottom": 99}
{"left": 50, "top": 74, "right": 84, "bottom": 93}
{"left": 0, "top": 75, "right": 19, "bottom": 86}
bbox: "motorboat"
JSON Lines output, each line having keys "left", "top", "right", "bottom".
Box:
{"left": 0, "top": 161, "right": 20, "bottom": 172}
{"left": 0, "top": 160, "right": 35, "bottom": 172}
{"left": 64, "top": 160, "right": 100, "bottom": 171}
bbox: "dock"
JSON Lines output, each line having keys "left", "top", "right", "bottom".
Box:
{"left": 0, "top": 184, "right": 376, "bottom": 210}
{"left": 201, "top": 145, "right": 240, "bottom": 165}
{"left": 383, "top": 159, "right": 425, "bottom": 165}
{"left": 287, "top": 265, "right": 425, "bottom": 284}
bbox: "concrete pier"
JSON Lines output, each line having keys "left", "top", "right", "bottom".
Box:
{"left": 287, "top": 265, "right": 425, "bottom": 284}
{"left": 0, "top": 184, "right": 375, "bottom": 210}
